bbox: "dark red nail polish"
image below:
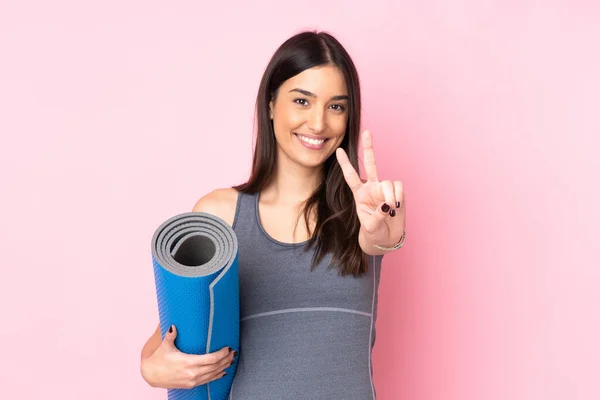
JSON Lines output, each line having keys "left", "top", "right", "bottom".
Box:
{"left": 169, "top": 326, "right": 173, "bottom": 333}
{"left": 381, "top": 203, "right": 390, "bottom": 212}
{"left": 230, "top": 359, "right": 235, "bottom": 365}
{"left": 396, "top": 201, "right": 401, "bottom": 208}
{"left": 390, "top": 209, "right": 396, "bottom": 217}
{"left": 233, "top": 351, "right": 237, "bottom": 357}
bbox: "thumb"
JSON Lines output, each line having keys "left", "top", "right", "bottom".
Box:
{"left": 162, "top": 324, "right": 177, "bottom": 348}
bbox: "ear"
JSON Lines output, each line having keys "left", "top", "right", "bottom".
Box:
{"left": 269, "top": 99, "right": 274, "bottom": 120}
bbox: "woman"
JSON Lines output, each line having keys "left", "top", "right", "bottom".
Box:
{"left": 140, "top": 30, "right": 406, "bottom": 399}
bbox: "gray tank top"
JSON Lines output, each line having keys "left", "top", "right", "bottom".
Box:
{"left": 228, "top": 191, "right": 384, "bottom": 400}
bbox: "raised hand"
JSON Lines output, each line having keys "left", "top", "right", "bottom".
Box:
{"left": 335, "top": 130, "right": 405, "bottom": 245}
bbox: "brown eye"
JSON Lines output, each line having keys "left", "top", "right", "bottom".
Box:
{"left": 330, "top": 104, "right": 346, "bottom": 112}
{"left": 294, "top": 98, "right": 309, "bottom": 106}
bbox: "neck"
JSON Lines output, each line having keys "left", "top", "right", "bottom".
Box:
{"left": 262, "top": 154, "right": 324, "bottom": 206}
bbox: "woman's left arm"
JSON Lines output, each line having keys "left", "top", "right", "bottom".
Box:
{"left": 336, "top": 130, "right": 406, "bottom": 256}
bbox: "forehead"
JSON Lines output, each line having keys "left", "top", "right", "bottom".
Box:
{"left": 280, "top": 65, "right": 347, "bottom": 96}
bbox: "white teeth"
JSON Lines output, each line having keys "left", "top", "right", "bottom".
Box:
{"left": 297, "top": 135, "right": 325, "bottom": 145}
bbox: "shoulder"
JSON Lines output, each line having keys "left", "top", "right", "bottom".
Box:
{"left": 192, "top": 188, "right": 239, "bottom": 227}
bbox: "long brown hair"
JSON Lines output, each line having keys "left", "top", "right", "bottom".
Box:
{"left": 233, "top": 31, "right": 367, "bottom": 276}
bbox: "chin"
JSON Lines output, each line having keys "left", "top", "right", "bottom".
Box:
{"left": 295, "top": 153, "right": 331, "bottom": 169}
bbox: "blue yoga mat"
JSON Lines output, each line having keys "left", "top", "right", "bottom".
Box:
{"left": 150, "top": 211, "right": 240, "bottom": 400}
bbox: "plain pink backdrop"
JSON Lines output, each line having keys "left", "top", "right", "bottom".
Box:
{"left": 1, "top": 1, "right": 598, "bottom": 399}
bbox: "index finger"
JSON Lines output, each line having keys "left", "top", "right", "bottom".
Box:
{"left": 188, "top": 346, "right": 233, "bottom": 365}
{"left": 336, "top": 147, "right": 362, "bottom": 192}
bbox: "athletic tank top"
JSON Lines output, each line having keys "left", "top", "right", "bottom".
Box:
{"left": 228, "top": 191, "right": 384, "bottom": 400}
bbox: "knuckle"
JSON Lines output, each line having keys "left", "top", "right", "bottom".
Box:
{"left": 186, "top": 369, "right": 197, "bottom": 379}
{"left": 185, "top": 373, "right": 198, "bottom": 388}
{"left": 199, "top": 355, "right": 213, "bottom": 365}
{"left": 184, "top": 356, "right": 197, "bottom": 367}
{"left": 185, "top": 380, "right": 196, "bottom": 389}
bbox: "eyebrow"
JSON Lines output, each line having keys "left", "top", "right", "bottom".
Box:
{"left": 289, "top": 88, "right": 349, "bottom": 101}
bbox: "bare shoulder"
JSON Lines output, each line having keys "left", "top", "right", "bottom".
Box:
{"left": 192, "top": 188, "right": 239, "bottom": 227}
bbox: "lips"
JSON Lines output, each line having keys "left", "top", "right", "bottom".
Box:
{"left": 294, "top": 133, "right": 328, "bottom": 150}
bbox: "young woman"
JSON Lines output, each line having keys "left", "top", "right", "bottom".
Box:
{"left": 140, "top": 30, "right": 406, "bottom": 399}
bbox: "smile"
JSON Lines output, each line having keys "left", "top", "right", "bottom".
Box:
{"left": 296, "top": 134, "right": 326, "bottom": 145}
{"left": 293, "top": 133, "right": 329, "bottom": 150}
{"left": 294, "top": 133, "right": 327, "bottom": 149}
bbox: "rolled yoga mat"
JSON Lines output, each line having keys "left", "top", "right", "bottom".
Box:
{"left": 151, "top": 211, "right": 240, "bottom": 400}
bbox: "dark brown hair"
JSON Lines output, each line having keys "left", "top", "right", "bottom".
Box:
{"left": 233, "top": 30, "right": 367, "bottom": 276}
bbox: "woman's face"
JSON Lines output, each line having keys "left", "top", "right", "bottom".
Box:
{"left": 269, "top": 65, "right": 348, "bottom": 170}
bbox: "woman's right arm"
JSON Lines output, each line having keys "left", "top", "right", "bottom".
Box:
{"left": 140, "top": 188, "right": 239, "bottom": 389}
{"left": 141, "top": 324, "right": 162, "bottom": 361}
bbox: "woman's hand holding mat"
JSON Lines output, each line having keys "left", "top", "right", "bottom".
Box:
{"left": 141, "top": 324, "right": 236, "bottom": 389}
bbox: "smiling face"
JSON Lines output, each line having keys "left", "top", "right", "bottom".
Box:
{"left": 269, "top": 65, "right": 349, "bottom": 170}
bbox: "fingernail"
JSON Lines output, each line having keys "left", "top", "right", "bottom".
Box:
{"left": 228, "top": 346, "right": 232, "bottom": 352}
{"left": 389, "top": 209, "right": 396, "bottom": 217}
{"left": 169, "top": 326, "right": 173, "bottom": 333}
{"left": 396, "top": 201, "right": 401, "bottom": 208}
{"left": 381, "top": 203, "right": 390, "bottom": 213}
{"left": 233, "top": 351, "right": 238, "bottom": 357}
{"left": 223, "top": 372, "right": 227, "bottom": 376}
{"left": 230, "top": 359, "right": 235, "bottom": 365}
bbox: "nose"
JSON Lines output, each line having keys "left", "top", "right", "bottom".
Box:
{"left": 307, "top": 106, "right": 326, "bottom": 133}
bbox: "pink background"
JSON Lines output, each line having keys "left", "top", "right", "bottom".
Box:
{"left": 1, "top": 1, "right": 598, "bottom": 399}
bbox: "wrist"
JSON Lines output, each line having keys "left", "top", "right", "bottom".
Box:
{"left": 373, "top": 229, "right": 406, "bottom": 251}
